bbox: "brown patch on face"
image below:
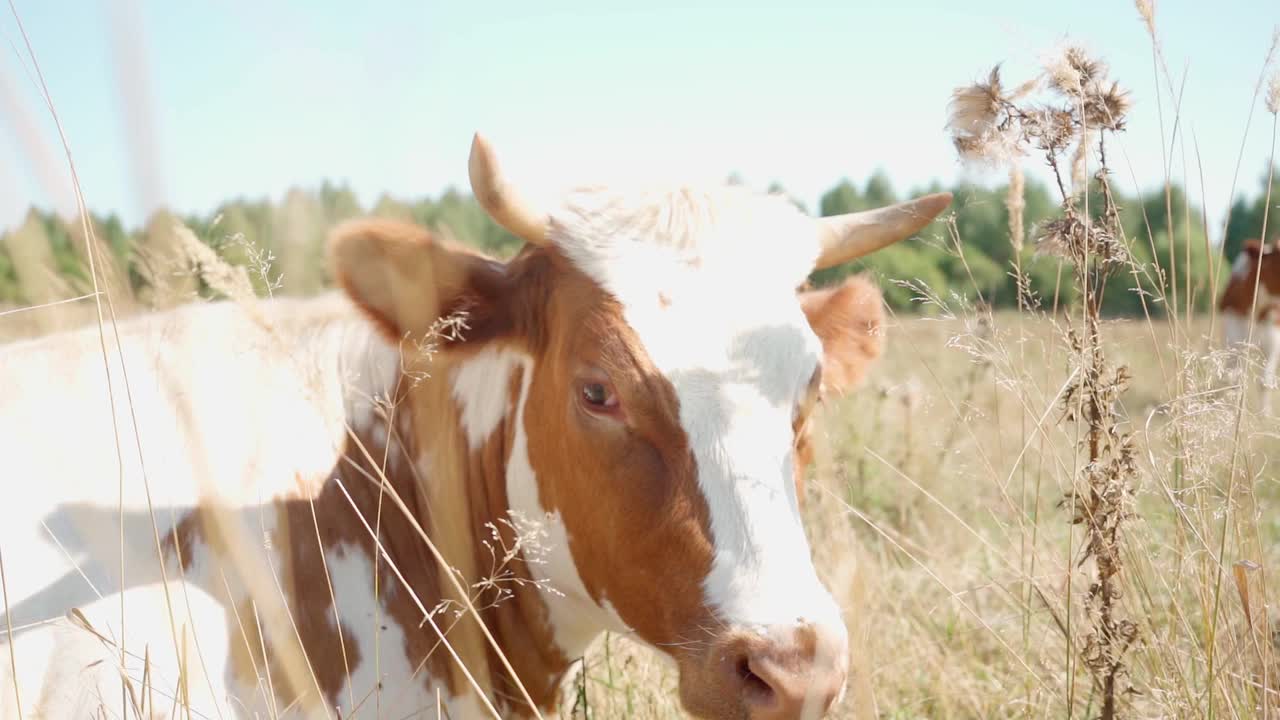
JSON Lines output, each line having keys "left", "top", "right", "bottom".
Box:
{"left": 491, "top": 247, "right": 720, "bottom": 661}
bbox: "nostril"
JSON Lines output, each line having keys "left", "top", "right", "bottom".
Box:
{"left": 737, "top": 655, "right": 775, "bottom": 704}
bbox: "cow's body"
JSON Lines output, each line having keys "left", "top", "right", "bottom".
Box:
{"left": 1221, "top": 239, "right": 1280, "bottom": 390}
{"left": 0, "top": 295, "right": 424, "bottom": 717}
{"left": 0, "top": 136, "right": 951, "bottom": 719}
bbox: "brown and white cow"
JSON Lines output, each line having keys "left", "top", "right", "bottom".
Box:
{"left": 0, "top": 135, "right": 950, "bottom": 719}
{"left": 1220, "top": 238, "right": 1280, "bottom": 389}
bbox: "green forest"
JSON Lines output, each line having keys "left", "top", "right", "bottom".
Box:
{"left": 1, "top": 167, "right": 1276, "bottom": 317}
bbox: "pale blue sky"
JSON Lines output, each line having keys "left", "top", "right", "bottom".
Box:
{"left": 1, "top": 1, "right": 1277, "bottom": 237}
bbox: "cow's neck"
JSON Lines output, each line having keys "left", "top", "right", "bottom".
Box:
{"left": 338, "top": 342, "right": 612, "bottom": 716}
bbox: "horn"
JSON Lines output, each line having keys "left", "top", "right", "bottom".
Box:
{"left": 468, "top": 132, "right": 551, "bottom": 246}
{"left": 814, "top": 192, "right": 952, "bottom": 269}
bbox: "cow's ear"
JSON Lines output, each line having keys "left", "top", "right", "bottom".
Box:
{"left": 328, "top": 219, "right": 513, "bottom": 346}
{"left": 799, "top": 275, "right": 885, "bottom": 397}
{"left": 1245, "top": 239, "right": 1262, "bottom": 258}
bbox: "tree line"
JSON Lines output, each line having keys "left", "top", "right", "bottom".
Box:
{"left": 1, "top": 167, "right": 1276, "bottom": 317}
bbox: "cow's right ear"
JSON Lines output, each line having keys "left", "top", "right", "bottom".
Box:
{"left": 327, "top": 219, "right": 513, "bottom": 346}
{"left": 799, "top": 274, "right": 885, "bottom": 397}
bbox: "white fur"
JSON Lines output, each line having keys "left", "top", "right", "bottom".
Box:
{"left": 550, "top": 185, "right": 848, "bottom": 641}
{"left": 451, "top": 346, "right": 523, "bottom": 450}
{"left": 326, "top": 542, "right": 438, "bottom": 718}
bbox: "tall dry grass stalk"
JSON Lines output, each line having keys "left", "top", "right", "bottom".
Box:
{"left": 948, "top": 46, "right": 1141, "bottom": 718}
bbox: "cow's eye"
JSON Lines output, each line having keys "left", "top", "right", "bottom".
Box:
{"left": 580, "top": 381, "right": 619, "bottom": 411}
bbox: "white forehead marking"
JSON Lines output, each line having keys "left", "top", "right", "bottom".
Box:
{"left": 550, "top": 184, "right": 825, "bottom": 392}
{"left": 548, "top": 184, "right": 845, "bottom": 635}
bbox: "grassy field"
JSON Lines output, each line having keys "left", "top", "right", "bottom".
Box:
{"left": 547, "top": 306, "right": 1280, "bottom": 719}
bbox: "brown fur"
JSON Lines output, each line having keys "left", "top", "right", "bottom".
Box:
{"left": 799, "top": 274, "right": 885, "bottom": 394}
{"left": 793, "top": 273, "right": 887, "bottom": 496}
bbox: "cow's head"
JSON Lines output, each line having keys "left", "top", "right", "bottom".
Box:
{"left": 330, "top": 135, "right": 950, "bottom": 719}
{"left": 1222, "top": 239, "right": 1280, "bottom": 312}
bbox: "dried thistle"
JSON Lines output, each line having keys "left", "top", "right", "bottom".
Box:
{"left": 1024, "top": 106, "right": 1077, "bottom": 152}
{"left": 949, "top": 43, "right": 1140, "bottom": 719}
{"left": 1047, "top": 56, "right": 1084, "bottom": 97}
{"left": 1044, "top": 45, "right": 1132, "bottom": 134}
{"left": 1066, "top": 47, "right": 1107, "bottom": 87}
{"left": 947, "top": 48, "right": 1131, "bottom": 180}
{"left": 1084, "top": 81, "right": 1132, "bottom": 131}
{"left": 948, "top": 66, "right": 1003, "bottom": 138}
{"left": 947, "top": 66, "right": 1025, "bottom": 166}
{"left": 1034, "top": 213, "right": 1128, "bottom": 267}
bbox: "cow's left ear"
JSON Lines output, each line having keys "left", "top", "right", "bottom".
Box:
{"left": 799, "top": 275, "right": 885, "bottom": 396}
{"left": 328, "top": 219, "right": 513, "bottom": 347}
